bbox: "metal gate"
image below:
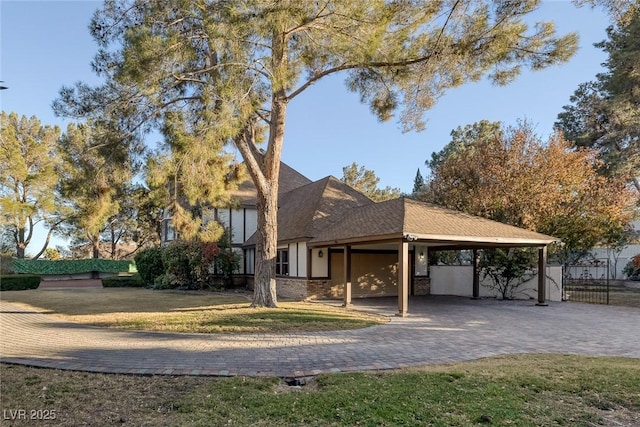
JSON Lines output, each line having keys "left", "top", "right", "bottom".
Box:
{"left": 563, "top": 259, "right": 609, "bottom": 304}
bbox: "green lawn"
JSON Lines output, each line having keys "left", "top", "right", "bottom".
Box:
{"left": 0, "top": 288, "right": 387, "bottom": 333}
{"left": 1, "top": 355, "right": 638, "bottom": 426}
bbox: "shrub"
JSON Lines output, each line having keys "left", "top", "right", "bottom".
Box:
{"left": 102, "top": 274, "right": 145, "bottom": 288}
{"left": 161, "top": 240, "right": 220, "bottom": 290}
{"left": 623, "top": 254, "right": 640, "bottom": 281}
{"left": 215, "top": 229, "right": 241, "bottom": 288}
{"left": 480, "top": 248, "right": 537, "bottom": 299}
{"left": 134, "top": 247, "right": 165, "bottom": 286}
{"left": 0, "top": 274, "right": 41, "bottom": 291}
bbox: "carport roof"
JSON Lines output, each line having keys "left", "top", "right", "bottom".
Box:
{"left": 309, "top": 197, "right": 557, "bottom": 247}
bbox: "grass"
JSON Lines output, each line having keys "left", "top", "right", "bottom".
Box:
{"left": 564, "top": 282, "right": 640, "bottom": 308}
{"left": 1, "top": 355, "right": 638, "bottom": 426}
{"left": 0, "top": 288, "right": 387, "bottom": 333}
{"left": 609, "top": 283, "right": 640, "bottom": 308}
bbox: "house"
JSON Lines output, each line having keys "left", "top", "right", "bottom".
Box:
{"left": 163, "top": 162, "right": 559, "bottom": 315}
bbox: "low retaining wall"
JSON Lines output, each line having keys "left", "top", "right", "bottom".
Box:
{"left": 276, "top": 277, "right": 336, "bottom": 300}
{"left": 41, "top": 272, "right": 115, "bottom": 281}
{"left": 276, "top": 276, "right": 432, "bottom": 300}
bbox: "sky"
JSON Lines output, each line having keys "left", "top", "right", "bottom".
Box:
{"left": 1, "top": 1, "right": 612, "bottom": 252}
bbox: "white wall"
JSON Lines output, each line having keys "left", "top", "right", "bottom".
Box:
{"left": 216, "top": 208, "right": 230, "bottom": 229}
{"left": 430, "top": 265, "right": 563, "bottom": 302}
{"left": 245, "top": 209, "right": 258, "bottom": 241}
{"left": 231, "top": 209, "right": 244, "bottom": 243}
{"left": 297, "top": 242, "right": 308, "bottom": 278}
{"left": 288, "top": 243, "right": 298, "bottom": 277}
{"left": 311, "top": 248, "right": 328, "bottom": 277}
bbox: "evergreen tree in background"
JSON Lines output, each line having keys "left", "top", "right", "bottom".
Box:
{"left": 412, "top": 169, "right": 425, "bottom": 196}
{"left": 0, "top": 112, "right": 65, "bottom": 258}
{"left": 341, "top": 162, "right": 401, "bottom": 202}
{"left": 556, "top": 6, "right": 640, "bottom": 197}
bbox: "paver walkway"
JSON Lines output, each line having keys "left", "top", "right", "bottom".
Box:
{"left": 1, "top": 297, "right": 639, "bottom": 377}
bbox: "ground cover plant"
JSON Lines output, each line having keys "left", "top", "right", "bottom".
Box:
{"left": 1, "top": 355, "right": 638, "bottom": 426}
{"left": 0, "top": 288, "right": 387, "bottom": 333}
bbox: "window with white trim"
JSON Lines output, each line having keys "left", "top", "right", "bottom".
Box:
{"left": 276, "top": 249, "right": 289, "bottom": 276}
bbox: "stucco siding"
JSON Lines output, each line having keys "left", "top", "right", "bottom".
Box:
{"left": 230, "top": 209, "right": 244, "bottom": 243}
{"left": 297, "top": 242, "right": 308, "bottom": 278}
{"left": 311, "top": 248, "right": 328, "bottom": 277}
{"left": 288, "top": 243, "right": 298, "bottom": 277}
{"left": 330, "top": 252, "right": 399, "bottom": 297}
{"left": 245, "top": 209, "right": 258, "bottom": 241}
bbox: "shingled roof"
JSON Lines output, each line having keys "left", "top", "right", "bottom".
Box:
{"left": 230, "top": 162, "right": 312, "bottom": 206}
{"left": 244, "top": 176, "right": 373, "bottom": 245}
{"left": 309, "top": 197, "right": 556, "bottom": 247}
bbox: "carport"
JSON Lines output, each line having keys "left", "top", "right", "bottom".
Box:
{"left": 309, "top": 198, "right": 557, "bottom": 316}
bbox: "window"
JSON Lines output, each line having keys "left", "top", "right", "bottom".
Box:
{"left": 276, "top": 249, "right": 289, "bottom": 276}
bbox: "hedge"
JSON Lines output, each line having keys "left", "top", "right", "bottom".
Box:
{"left": 1, "top": 275, "right": 41, "bottom": 291}
{"left": 102, "top": 274, "right": 145, "bottom": 288}
{"left": 12, "top": 259, "right": 135, "bottom": 275}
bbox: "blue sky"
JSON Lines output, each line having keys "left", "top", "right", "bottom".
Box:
{"left": 1, "top": 1, "right": 611, "bottom": 253}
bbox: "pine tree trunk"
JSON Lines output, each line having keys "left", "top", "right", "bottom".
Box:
{"left": 248, "top": 27, "right": 288, "bottom": 308}
{"left": 91, "top": 234, "right": 100, "bottom": 259}
{"left": 252, "top": 187, "right": 278, "bottom": 307}
{"left": 16, "top": 227, "right": 26, "bottom": 258}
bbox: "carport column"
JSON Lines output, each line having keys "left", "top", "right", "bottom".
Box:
{"left": 343, "top": 244, "right": 352, "bottom": 307}
{"left": 472, "top": 249, "right": 480, "bottom": 299}
{"left": 536, "top": 246, "right": 548, "bottom": 306}
{"left": 398, "top": 240, "right": 409, "bottom": 317}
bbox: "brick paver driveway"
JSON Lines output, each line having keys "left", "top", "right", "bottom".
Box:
{"left": 1, "top": 297, "right": 639, "bottom": 377}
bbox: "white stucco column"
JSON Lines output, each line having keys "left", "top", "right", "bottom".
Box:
{"left": 398, "top": 240, "right": 409, "bottom": 317}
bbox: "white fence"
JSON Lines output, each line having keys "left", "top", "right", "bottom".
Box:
{"left": 589, "top": 244, "right": 640, "bottom": 280}
{"left": 430, "top": 265, "right": 563, "bottom": 302}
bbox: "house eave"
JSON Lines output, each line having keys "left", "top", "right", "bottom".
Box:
{"left": 411, "top": 233, "right": 557, "bottom": 247}
{"left": 308, "top": 233, "right": 557, "bottom": 248}
{"left": 309, "top": 233, "right": 404, "bottom": 248}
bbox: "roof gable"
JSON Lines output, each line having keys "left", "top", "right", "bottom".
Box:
{"left": 231, "top": 161, "right": 312, "bottom": 206}
{"left": 245, "top": 176, "right": 373, "bottom": 245}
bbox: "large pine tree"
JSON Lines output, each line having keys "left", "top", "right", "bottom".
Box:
{"left": 55, "top": 0, "right": 578, "bottom": 307}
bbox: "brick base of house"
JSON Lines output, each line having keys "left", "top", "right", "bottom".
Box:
{"left": 274, "top": 276, "right": 432, "bottom": 301}
{"left": 231, "top": 275, "right": 432, "bottom": 300}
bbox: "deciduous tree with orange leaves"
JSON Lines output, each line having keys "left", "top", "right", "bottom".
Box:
{"left": 423, "top": 121, "right": 636, "bottom": 263}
